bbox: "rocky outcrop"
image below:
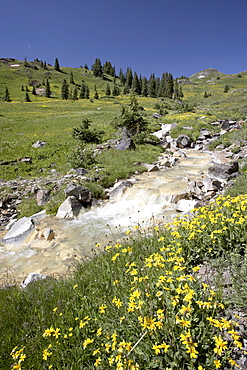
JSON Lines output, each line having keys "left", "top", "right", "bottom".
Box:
{"left": 116, "top": 138, "right": 136, "bottom": 150}
{"left": 56, "top": 196, "right": 83, "bottom": 219}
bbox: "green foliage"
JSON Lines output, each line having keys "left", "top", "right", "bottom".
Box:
{"left": 113, "top": 96, "right": 148, "bottom": 137}
{"left": 72, "top": 117, "right": 104, "bottom": 144}
{"left": 67, "top": 146, "right": 96, "bottom": 169}
{"left": 4, "top": 86, "right": 11, "bottom": 102}
{"left": 24, "top": 92, "right": 31, "bottom": 102}
{"left": 54, "top": 58, "right": 60, "bottom": 72}
{"left": 61, "top": 79, "right": 69, "bottom": 99}
{"left": 81, "top": 181, "right": 105, "bottom": 199}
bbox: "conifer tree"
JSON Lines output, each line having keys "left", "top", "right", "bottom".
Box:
{"left": 112, "top": 84, "right": 120, "bottom": 96}
{"left": 72, "top": 86, "right": 78, "bottom": 100}
{"left": 32, "top": 86, "right": 37, "bottom": 95}
{"left": 94, "top": 89, "right": 99, "bottom": 99}
{"left": 92, "top": 58, "right": 103, "bottom": 77}
{"left": 61, "top": 79, "right": 69, "bottom": 100}
{"left": 131, "top": 72, "right": 141, "bottom": 95}
{"left": 54, "top": 58, "right": 60, "bottom": 71}
{"left": 105, "top": 83, "right": 111, "bottom": 96}
{"left": 24, "top": 57, "right": 28, "bottom": 68}
{"left": 70, "top": 71, "right": 75, "bottom": 84}
{"left": 21, "top": 86, "right": 24, "bottom": 91}
{"left": 4, "top": 86, "right": 11, "bottom": 102}
{"left": 85, "top": 85, "right": 90, "bottom": 99}
{"left": 25, "top": 92, "right": 31, "bottom": 102}
{"left": 119, "top": 69, "right": 126, "bottom": 86}
{"left": 79, "top": 81, "right": 86, "bottom": 99}
{"left": 148, "top": 74, "right": 157, "bottom": 98}
{"left": 43, "top": 61, "right": 48, "bottom": 70}
{"left": 45, "top": 79, "right": 52, "bottom": 98}
{"left": 125, "top": 68, "right": 133, "bottom": 89}
{"left": 141, "top": 77, "right": 148, "bottom": 97}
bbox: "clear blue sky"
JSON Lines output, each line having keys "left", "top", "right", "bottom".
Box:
{"left": 1, "top": 0, "right": 247, "bottom": 78}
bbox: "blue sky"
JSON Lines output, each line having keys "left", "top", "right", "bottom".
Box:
{"left": 1, "top": 0, "right": 247, "bottom": 78}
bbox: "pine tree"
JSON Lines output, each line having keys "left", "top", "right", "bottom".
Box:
{"left": 54, "top": 58, "right": 60, "bottom": 72}
{"left": 112, "top": 84, "right": 120, "bottom": 96}
{"left": 148, "top": 74, "right": 157, "bottom": 98}
{"left": 32, "top": 86, "right": 37, "bottom": 95}
{"left": 40, "top": 60, "right": 44, "bottom": 69}
{"left": 85, "top": 85, "right": 90, "bottom": 99}
{"left": 45, "top": 79, "right": 52, "bottom": 98}
{"left": 125, "top": 68, "right": 133, "bottom": 89}
{"left": 94, "top": 89, "right": 99, "bottom": 99}
{"left": 119, "top": 69, "right": 126, "bottom": 86}
{"left": 4, "top": 86, "right": 11, "bottom": 102}
{"left": 24, "top": 57, "right": 28, "bottom": 68}
{"left": 105, "top": 83, "right": 111, "bottom": 96}
{"left": 92, "top": 58, "right": 103, "bottom": 77}
{"left": 70, "top": 71, "right": 75, "bottom": 84}
{"left": 79, "top": 81, "right": 86, "bottom": 99}
{"left": 141, "top": 77, "right": 148, "bottom": 97}
{"left": 21, "top": 86, "right": 24, "bottom": 91}
{"left": 43, "top": 61, "right": 48, "bottom": 70}
{"left": 72, "top": 86, "right": 78, "bottom": 100}
{"left": 25, "top": 92, "right": 31, "bottom": 102}
{"left": 61, "top": 79, "right": 69, "bottom": 100}
{"left": 131, "top": 72, "right": 141, "bottom": 95}
{"left": 224, "top": 84, "right": 229, "bottom": 93}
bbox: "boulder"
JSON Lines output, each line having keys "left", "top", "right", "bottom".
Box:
{"left": 153, "top": 113, "right": 162, "bottom": 119}
{"left": 56, "top": 196, "right": 83, "bottom": 218}
{"left": 109, "top": 181, "right": 133, "bottom": 200}
{"left": 75, "top": 168, "right": 88, "bottom": 175}
{"left": 170, "top": 192, "right": 190, "bottom": 204}
{"left": 221, "top": 120, "right": 230, "bottom": 130}
{"left": 176, "top": 134, "right": 191, "bottom": 148}
{"left": 21, "top": 273, "right": 48, "bottom": 289}
{"left": 116, "top": 138, "right": 136, "bottom": 151}
{"left": 174, "top": 199, "right": 201, "bottom": 213}
{"left": 2, "top": 217, "right": 35, "bottom": 245}
{"left": 36, "top": 189, "right": 50, "bottom": 206}
{"left": 65, "top": 183, "right": 91, "bottom": 203}
{"left": 208, "top": 162, "right": 239, "bottom": 181}
{"left": 202, "top": 177, "right": 223, "bottom": 192}
{"left": 146, "top": 164, "right": 160, "bottom": 172}
{"left": 43, "top": 228, "right": 55, "bottom": 241}
{"left": 32, "top": 140, "right": 46, "bottom": 148}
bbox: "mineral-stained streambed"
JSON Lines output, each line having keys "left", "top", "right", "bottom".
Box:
{"left": 0, "top": 150, "right": 212, "bottom": 284}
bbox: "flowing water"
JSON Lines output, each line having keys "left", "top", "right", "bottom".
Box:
{"left": 0, "top": 150, "right": 212, "bottom": 283}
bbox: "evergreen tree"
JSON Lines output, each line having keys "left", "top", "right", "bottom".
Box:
{"left": 21, "top": 85, "right": 24, "bottom": 91}
{"left": 112, "top": 84, "right": 120, "bottom": 96}
{"left": 131, "top": 72, "right": 141, "bottom": 95}
{"left": 119, "top": 69, "right": 126, "bottom": 86}
{"left": 92, "top": 58, "right": 103, "bottom": 77}
{"left": 148, "top": 74, "right": 157, "bottom": 98}
{"left": 32, "top": 86, "right": 37, "bottom": 95}
{"left": 43, "top": 61, "right": 48, "bottom": 70}
{"left": 25, "top": 92, "right": 31, "bottom": 102}
{"left": 224, "top": 84, "right": 229, "bottom": 93}
{"left": 125, "top": 67, "right": 133, "bottom": 89}
{"left": 72, "top": 86, "right": 78, "bottom": 100}
{"left": 79, "top": 81, "right": 86, "bottom": 99}
{"left": 94, "top": 89, "right": 99, "bottom": 99}
{"left": 45, "top": 79, "right": 52, "bottom": 98}
{"left": 164, "top": 73, "right": 174, "bottom": 99}
{"left": 54, "top": 58, "right": 60, "bottom": 71}
{"left": 84, "top": 64, "right": 89, "bottom": 70}
{"left": 179, "top": 85, "right": 184, "bottom": 99}
{"left": 61, "top": 79, "right": 69, "bottom": 100}
{"left": 70, "top": 71, "right": 75, "bottom": 84}
{"left": 85, "top": 85, "right": 90, "bottom": 99}
{"left": 4, "top": 86, "right": 11, "bottom": 102}
{"left": 141, "top": 77, "right": 148, "bottom": 97}
{"left": 103, "top": 61, "right": 115, "bottom": 76}
{"left": 40, "top": 60, "right": 44, "bottom": 69}
{"left": 173, "top": 80, "right": 180, "bottom": 100}
{"left": 105, "top": 83, "right": 111, "bottom": 96}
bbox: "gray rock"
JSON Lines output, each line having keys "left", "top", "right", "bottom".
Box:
{"left": 208, "top": 162, "right": 239, "bottom": 181}
{"left": 116, "top": 138, "right": 136, "bottom": 151}
{"left": 21, "top": 273, "right": 48, "bottom": 289}
{"left": 56, "top": 196, "right": 83, "bottom": 219}
{"left": 109, "top": 181, "right": 133, "bottom": 200}
{"left": 32, "top": 140, "right": 46, "bottom": 148}
{"left": 43, "top": 228, "right": 55, "bottom": 241}
{"left": 36, "top": 189, "right": 50, "bottom": 206}
{"left": 65, "top": 183, "right": 91, "bottom": 203}
{"left": 2, "top": 217, "right": 35, "bottom": 245}
{"left": 175, "top": 199, "right": 201, "bottom": 213}
{"left": 203, "top": 177, "right": 223, "bottom": 192}
{"left": 75, "top": 168, "right": 88, "bottom": 175}
{"left": 176, "top": 134, "right": 191, "bottom": 148}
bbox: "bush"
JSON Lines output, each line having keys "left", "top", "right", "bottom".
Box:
{"left": 72, "top": 117, "right": 104, "bottom": 144}
{"left": 68, "top": 146, "right": 96, "bottom": 169}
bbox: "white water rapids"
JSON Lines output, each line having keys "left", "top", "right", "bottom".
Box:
{"left": 0, "top": 150, "right": 212, "bottom": 283}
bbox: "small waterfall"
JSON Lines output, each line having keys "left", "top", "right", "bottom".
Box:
{"left": 0, "top": 150, "right": 212, "bottom": 281}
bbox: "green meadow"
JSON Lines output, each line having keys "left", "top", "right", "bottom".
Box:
{"left": 1, "top": 60, "right": 247, "bottom": 369}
